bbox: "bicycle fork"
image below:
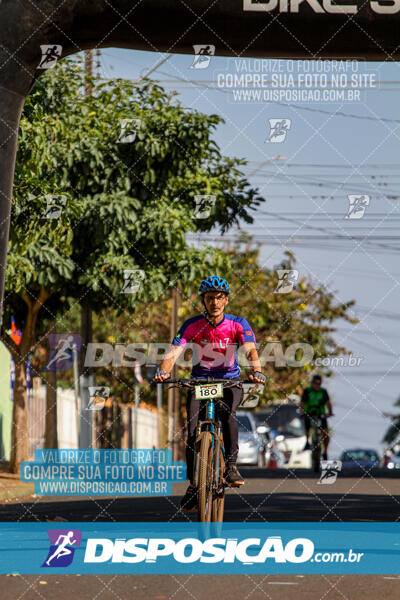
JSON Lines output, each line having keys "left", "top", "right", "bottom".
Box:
{"left": 193, "top": 400, "right": 225, "bottom": 492}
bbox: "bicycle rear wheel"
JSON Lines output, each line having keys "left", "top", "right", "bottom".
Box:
{"left": 212, "top": 440, "right": 225, "bottom": 522}
{"left": 198, "top": 432, "right": 213, "bottom": 522}
{"left": 311, "top": 435, "right": 321, "bottom": 473}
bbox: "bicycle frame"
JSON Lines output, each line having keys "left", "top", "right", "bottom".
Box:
{"left": 193, "top": 396, "right": 225, "bottom": 492}
{"left": 309, "top": 415, "right": 324, "bottom": 473}
{"left": 157, "top": 377, "right": 264, "bottom": 521}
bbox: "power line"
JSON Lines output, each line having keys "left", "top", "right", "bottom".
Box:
{"left": 344, "top": 336, "right": 398, "bottom": 358}
{"left": 187, "top": 236, "right": 400, "bottom": 255}
{"left": 247, "top": 172, "right": 400, "bottom": 196}
{"left": 100, "top": 53, "right": 400, "bottom": 125}
{"left": 255, "top": 210, "right": 400, "bottom": 252}
{"left": 246, "top": 162, "right": 400, "bottom": 169}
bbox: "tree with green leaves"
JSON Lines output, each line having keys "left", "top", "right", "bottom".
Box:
{"left": 1, "top": 57, "right": 263, "bottom": 472}
{"left": 222, "top": 240, "right": 358, "bottom": 399}
{"left": 58, "top": 237, "right": 358, "bottom": 414}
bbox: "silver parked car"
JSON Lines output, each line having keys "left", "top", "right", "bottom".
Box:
{"left": 237, "top": 411, "right": 266, "bottom": 467}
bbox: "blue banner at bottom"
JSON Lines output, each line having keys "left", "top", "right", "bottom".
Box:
{"left": 0, "top": 523, "right": 399, "bottom": 574}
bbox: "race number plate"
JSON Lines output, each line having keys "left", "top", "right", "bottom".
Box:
{"left": 194, "top": 383, "right": 223, "bottom": 400}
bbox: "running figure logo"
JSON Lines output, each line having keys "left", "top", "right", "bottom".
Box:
{"left": 42, "top": 529, "right": 82, "bottom": 567}
{"left": 42, "top": 194, "right": 67, "bottom": 219}
{"left": 317, "top": 460, "right": 342, "bottom": 485}
{"left": 345, "top": 194, "right": 370, "bottom": 219}
{"left": 265, "top": 118, "right": 291, "bottom": 143}
{"left": 189, "top": 45, "right": 215, "bottom": 69}
{"left": 44, "top": 334, "right": 82, "bottom": 372}
{"left": 87, "top": 386, "right": 110, "bottom": 411}
{"left": 120, "top": 269, "right": 145, "bottom": 294}
{"left": 274, "top": 270, "right": 298, "bottom": 294}
{"left": 194, "top": 195, "right": 216, "bottom": 219}
{"left": 117, "top": 118, "right": 141, "bottom": 144}
{"left": 38, "top": 45, "right": 62, "bottom": 69}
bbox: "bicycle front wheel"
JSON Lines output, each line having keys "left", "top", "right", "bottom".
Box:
{"left": 212, "top": 441, "right": 225, "bottom": 522}
{"left": 198, "top": 432, "right": 214, "bottom": 522}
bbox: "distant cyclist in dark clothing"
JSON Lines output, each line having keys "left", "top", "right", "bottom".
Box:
{"left": 300, "top": 374, "right": 333, "bottom": 460}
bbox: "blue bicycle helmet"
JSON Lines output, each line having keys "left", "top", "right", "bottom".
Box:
{"left": 199, "top": 275, "right": 230, "bottom": 296}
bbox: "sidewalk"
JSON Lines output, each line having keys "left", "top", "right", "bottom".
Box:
{"left": 0, "top": 465, "right": 35, "bottom": 504}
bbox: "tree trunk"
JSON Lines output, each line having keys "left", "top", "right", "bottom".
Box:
{"left": 80, "top": 301, "right": 92, "bottom": 375}
{"left": 8, "top": 290, "right": 48, "bottom": 472}
{"left": 44, "top": 321, "right": 58, "bottom": 449}
{"left": 9, "top": 358, "right": 29, "bottom": 473}
{"left": 0, "top": 86, "right": 26, "bottom": 327}
{"left": 45, "top": 370, "right": 58, "bottom": 449}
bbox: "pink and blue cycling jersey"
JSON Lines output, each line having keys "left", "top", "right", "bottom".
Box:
{"left": 172, "top": 313, "right": 256, "bottom": 379}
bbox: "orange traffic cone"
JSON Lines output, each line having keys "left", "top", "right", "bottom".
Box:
{"left": 267, "top": 441, "right": 279, "bottom": 469}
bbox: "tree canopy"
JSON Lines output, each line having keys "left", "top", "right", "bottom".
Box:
{"left": 2, "top": 56, "right": 264, "bottom": 470}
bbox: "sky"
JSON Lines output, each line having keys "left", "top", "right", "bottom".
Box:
{"left": 97, "top": 48, "right": 400, "bottom": 456}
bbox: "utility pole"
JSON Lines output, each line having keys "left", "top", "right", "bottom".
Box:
{"left": 80, "top": 50, "right": 94, "bottom": 449}
{"left": 95, "top": 49, "right": 102, "bottom": 79}
{"left": 84, "top": 49, "right": 93, "bottom": 95}
{"left": 168, "top": 288, "right": 178, "bottom": 460}
{"left": 44, "top": 320, "right": 58, "bottom": 449}
{"left": 81, "top": 50, "right": 94, "bottom": 374}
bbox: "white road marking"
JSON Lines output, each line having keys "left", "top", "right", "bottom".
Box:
{"left": 267, "top": 582, "right": 299, "bottom": 585}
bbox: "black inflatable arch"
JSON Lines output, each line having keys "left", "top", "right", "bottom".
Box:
{"left": 1, "top": 0, "right": 399, "bottom": 320}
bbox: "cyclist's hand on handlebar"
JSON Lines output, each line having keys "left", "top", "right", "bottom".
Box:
{"left": 248, "top": 371, "right": 266, "bottom": 384}
{"left": 153, "top": 369, "right": 171, "bottom": 383}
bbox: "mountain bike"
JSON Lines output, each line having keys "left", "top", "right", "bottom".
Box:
{"left": 309, "top": 414, "right": 332, "bottom": 473}
{"left": 309, "top": 415, "right": 323, "bottom": 473}
{"left": 161, "top": 377, "right": 263, "bottom": 522}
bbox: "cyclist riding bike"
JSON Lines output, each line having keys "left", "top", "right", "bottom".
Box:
{"left": 300, "top": 374, "right": 333, "bottom": 460}
{"left": 154, "top": 275, "right": 265, "bottom": 512}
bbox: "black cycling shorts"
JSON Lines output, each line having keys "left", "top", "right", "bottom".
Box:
{"left": 185, "top": 386, "right": 242, "bottom": 483}
{"left": 303, "top": 414, "right": 328, "bottom": 430}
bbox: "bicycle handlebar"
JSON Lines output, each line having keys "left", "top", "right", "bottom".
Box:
{"left": 154, "top": 377, "right": 263, "bottom": 388}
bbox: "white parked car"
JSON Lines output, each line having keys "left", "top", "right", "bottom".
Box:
{"left": 254, "top": 403, "right": 311, "bottom": 469}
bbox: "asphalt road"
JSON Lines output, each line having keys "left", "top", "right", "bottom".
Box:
{"left": 1, "top": 468, "right": 400, "bottom": 599}
{"left": 1, "top": 574, "right": 400, "bottom": 600}
{"left": 1, "top": 467, "right": 399, "bottom": 522}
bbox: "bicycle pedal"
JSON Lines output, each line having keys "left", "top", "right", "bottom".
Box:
{"left": 223, "top": 479, "right": 244, "bottom": 488}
